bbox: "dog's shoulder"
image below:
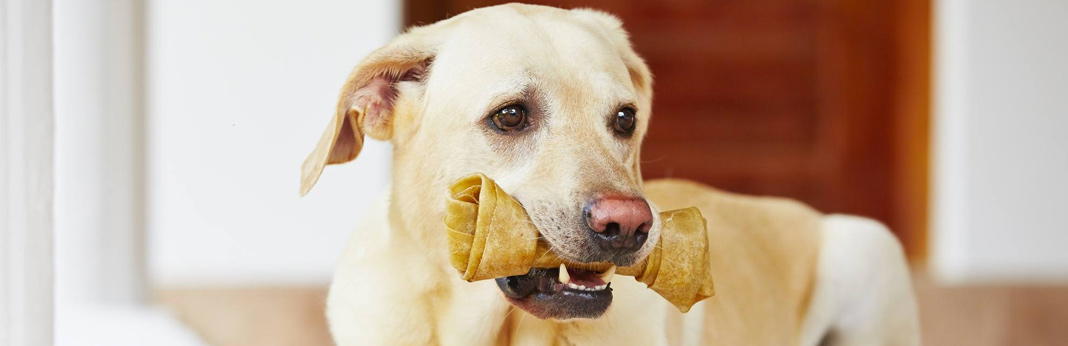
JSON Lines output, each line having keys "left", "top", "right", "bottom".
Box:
{"left": 644, "top": 178, "right": 822, "bottom": 223}
{"left": 644, "top": 178, "right": 824, "bottom": 343}
{"left": 643, "top": 178, "right": 823, "bottom": 274}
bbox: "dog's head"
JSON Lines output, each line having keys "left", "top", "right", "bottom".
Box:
{"left": 301, "top": 4, "right": 656, "bottom": 320}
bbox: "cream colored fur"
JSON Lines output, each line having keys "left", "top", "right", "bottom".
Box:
{"left": 301, "top": 4, "right": 920, "bottom": 345}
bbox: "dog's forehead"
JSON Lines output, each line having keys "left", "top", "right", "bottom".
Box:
{"left": 446, "top": 11, "right": 624, "bottom": 72}
{"left": 428, "top": 9, "right": 637, "bottom": 117}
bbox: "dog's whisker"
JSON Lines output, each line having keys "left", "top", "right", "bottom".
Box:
{"left": 641, "top": 154, "right": 668, "bottom": 164}
{"left": 512, "top": 312, "right": 527, "bottom": 341}
{"left": 498, "top": 306, "right": 520, "bottom": 330}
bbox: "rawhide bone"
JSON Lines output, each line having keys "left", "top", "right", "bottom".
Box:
{"left": 444, "top": 173, "right": 715, "bottom": 312}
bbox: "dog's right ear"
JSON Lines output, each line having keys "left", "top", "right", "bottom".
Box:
{"left": 300, "top": 30, "right": 437, "bottom": 196}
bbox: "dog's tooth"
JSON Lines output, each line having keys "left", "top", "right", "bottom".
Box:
{"left": 600, "top": 265, "right": 616, "bottom": 283}
{"left": 567, "top": 283, "right": 579, "bottom": 289}
{"left": 559, "top": 264, "right": 570, "bottom": 283}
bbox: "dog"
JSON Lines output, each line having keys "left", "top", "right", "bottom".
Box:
{"left": 300, "top": 4, "right": 920, "bottom": 345}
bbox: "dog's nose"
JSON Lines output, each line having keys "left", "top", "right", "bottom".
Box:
{"left": 584, "top": 195, "right": 653, "bottom": 252}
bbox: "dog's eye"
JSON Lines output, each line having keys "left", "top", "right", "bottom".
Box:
{"left": 492, "top": 105, "right": 528, "bottom": 131}
{"left": 614, "top": 108, "right": 637, "bottom": 134}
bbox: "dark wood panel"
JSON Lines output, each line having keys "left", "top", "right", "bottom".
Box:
{"left": 645, "top": 107, "right": 817, "bottom": 144}
{"left": 646, "top": 59, "right": 817, "bottom": 107}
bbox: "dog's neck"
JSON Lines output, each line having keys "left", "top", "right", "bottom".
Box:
{"left": 386, "top": 150, "right": 456, "bottom": 274}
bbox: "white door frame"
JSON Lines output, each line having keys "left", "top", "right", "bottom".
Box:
{"left": 53, "top": 0, "right": 147, "bottom": 307}
{"left": 1, "top": 0, "right": 56, "bottom": 344}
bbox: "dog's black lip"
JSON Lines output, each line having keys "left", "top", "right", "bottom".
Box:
{"left": 495, "top": 267, "right": 612, "bottom": 319}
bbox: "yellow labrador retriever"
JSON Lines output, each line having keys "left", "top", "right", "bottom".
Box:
{"left": 300, "top": 4, "right": 920, "bottom": 345}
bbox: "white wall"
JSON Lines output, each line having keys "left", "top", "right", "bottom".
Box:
{"left": 147, "top": 0, "right": 398, "bottom": 286}
{"left": 933, "top": 0, "right": 1068, "bottom": 282}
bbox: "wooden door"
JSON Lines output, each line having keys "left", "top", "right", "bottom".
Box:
{"left": 406, "top": 0, "right": 930, "bottom": 259}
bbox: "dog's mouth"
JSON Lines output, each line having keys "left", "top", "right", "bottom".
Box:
{"left": 494, "top": 264, "right": 616, "bottom": 320}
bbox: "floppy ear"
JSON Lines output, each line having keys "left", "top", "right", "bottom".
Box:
{"left": 299, "top": 30, "right": 437, "bottom": 196}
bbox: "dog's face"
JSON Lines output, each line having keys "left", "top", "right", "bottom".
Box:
{"left": 301, "top": 4, "right": 656, "bottom": 320}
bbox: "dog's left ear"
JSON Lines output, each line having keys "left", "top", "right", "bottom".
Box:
{"left": 300, "top": 29, "right": 437, "bottom": 196}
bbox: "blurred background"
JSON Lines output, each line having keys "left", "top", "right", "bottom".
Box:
{"left": 1, "top": 0, "right": 1065, "bottom": 345}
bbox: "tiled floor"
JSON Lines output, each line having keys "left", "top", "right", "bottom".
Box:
{"left": 157, "top": 272, "right": 1068, "bottom": 346}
